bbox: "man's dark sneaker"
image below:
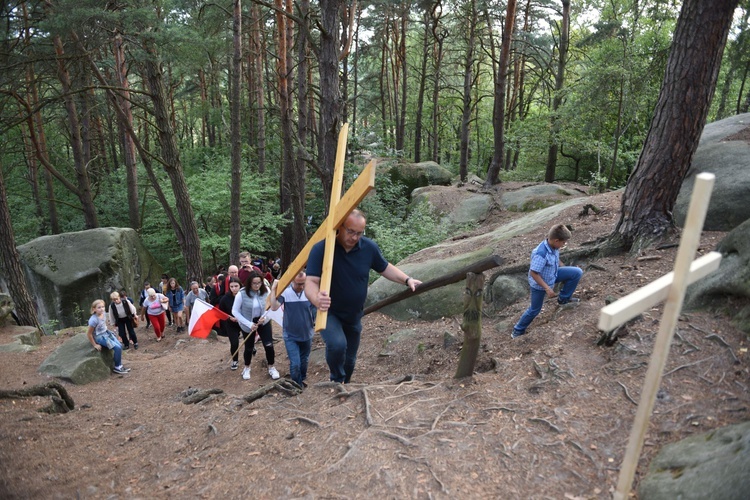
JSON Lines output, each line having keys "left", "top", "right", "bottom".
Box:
{"left": 133, "top": 343, "right": 139, "bottom": 350}
{"left": 511, "top": 329, "right": 525, "bottom": 339}
{"left": 558, "top": 297, "right": 581, "bottom": 305}
{"left": 123, "top": 344, "right": 130, "bottom": 350}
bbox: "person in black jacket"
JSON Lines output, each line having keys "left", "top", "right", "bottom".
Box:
{"left": 109, "top": 291, "right": 139, "bottom": 350}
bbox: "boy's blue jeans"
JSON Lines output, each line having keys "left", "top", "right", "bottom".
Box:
{"left": 284, "top": 336, "right": 312, "bottom": 386}
{"left": 514, "top": 266, "right": 583, "bottom": 335}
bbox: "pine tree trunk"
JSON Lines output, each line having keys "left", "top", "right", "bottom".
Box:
{"left": 0, "top": 165, "right": 39, "bottom": 328}
{"left": 317, "top": 0, "right": 342, "bottom": 203}
{"left": 614, "top": 0, "right": 738, "bottom": 251}
{"left": 458, "top": 0, "right": 477, "bottom": 182}
{"left": 113, "top": 34, "right": 140, "bottom": 230}
{"left": 143, "top": 48, "right": 203, "bottom": 283}
{"left": 52, "top": 35, "right": 98, "bottom": 229}
{"left": 485, "top": 0, "right": 518, "bottom": 186}
{"left": 229, "top": 0, "right": 243, "bottom": 266}
{"left": 543, "top": 0, "right": 569, "bottom": 184}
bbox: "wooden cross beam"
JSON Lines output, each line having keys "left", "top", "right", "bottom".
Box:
{"left": 272, "top": 124, "right": 377, "bottom": 331}
{"left": 599, "top": 173, "right": 721, "bottom": 500}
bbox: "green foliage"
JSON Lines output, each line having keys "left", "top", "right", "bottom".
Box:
{"left": 366, "top": 200, "right": 463, "bottom": 266}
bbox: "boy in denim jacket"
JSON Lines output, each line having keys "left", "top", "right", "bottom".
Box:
{"left": 512, "top": 224, "right": 582, "bottom": 338}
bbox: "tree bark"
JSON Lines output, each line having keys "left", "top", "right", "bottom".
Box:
{"left": 317, "top": 0, "right": 343, "bottom": 203}
{"left": 143, "top": 46, "right": 204, "bottom": 283}
{"left": 52, "top": 34, "right": 98, "bottom": 229}
{"left": 113, "top": 33, "right": 140, "bottom": 230}
{"left": 455, "top": 272, "right": 485, "bottom": 379}
{"left": 0, "top": 164, "right": 39, "bottom": 328}
{"left": 459, "top": 0, "right": 477, "bottom": 182}
{"left": 413, "top": 9, "right": 431, "bottom": 163}
{"left": 613, "top": 0, "right": 739, "bottom": 251}
{"left": 230, "top": 0, "right": 243, "bottom": 265}
{"left": 543, "top": 0, "right": 569, "bottom": 184}
{"left": 485, "top": 0, "right": 518, "bottom": 186}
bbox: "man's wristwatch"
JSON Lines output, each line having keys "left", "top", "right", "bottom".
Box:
{"left": 404, "top": 276, "right": 412, "bottom": 286}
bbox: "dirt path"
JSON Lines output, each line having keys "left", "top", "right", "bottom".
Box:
{"left": 1, "top": 188, "right": 748, "bottom": 499}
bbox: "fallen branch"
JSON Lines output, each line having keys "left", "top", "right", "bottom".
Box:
{"left": 664, "top": 356, "right": 715, "bottom": 376}
{"left": 364, "top": 254, "right": 504, "bottom": 315}
{"left": 0, "top": 381, "right": 75, "bottom": 414}
{"left": 617, "top": 381, "right": 638, "bottom": 405}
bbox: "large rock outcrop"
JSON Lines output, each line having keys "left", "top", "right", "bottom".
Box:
{"left": 639, "top": 420, "right": 750, "bottom": 500}
{"left": 366, "top": 197, "right": 587, "bottom": 320}
{"left": 674, "top": 113, "right": 750, "bottom": 231}
{"left": 3, "top": 228, "right": 162, "bottom": 330}
{"left": 389, "top": 161, "right": 453, "bottom": 194}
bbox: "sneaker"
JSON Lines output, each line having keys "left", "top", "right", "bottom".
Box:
{"left": 558, "top": 297, "right": 581, "bottom": 305}
{"left": 230, "top": 361, "right": 239, "bottom": 371}
{"left": 133, "top": 343, "right": 139, "bottom": 350}
{"left": 113, "top": 365, "right": 130, "bottom": 374}
{"left": 268, "top": 366, "right": 280, "bottom": 380}
{"left": 242, "top": 367, "right": 251, "bottom": 380}
{"left": 123, "top": 344, "right": 130, "bottom": 350}
{"left": 511, "top": 329, "right": 525, "bottom": 339}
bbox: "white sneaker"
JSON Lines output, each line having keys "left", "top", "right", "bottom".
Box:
{"left": 268, "top": 366, "right": 280, "bottom": 380}
{"left": 242, "top": 367, "right": 251, "bottom": 380}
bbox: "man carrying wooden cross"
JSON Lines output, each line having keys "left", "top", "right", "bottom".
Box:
{"left": 305, "top": 209, "right": 422, "bottom": 383}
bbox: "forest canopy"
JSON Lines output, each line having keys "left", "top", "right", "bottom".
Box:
{"left": 1, "top": 0, "right": 748, "bottom": 280}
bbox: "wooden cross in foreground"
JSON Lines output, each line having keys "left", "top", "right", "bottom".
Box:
{"left": 272, "top": 123, "right": 376, "bottom": 332}
{"left": 598, "top": 173, "right": 721, "bottom": 500}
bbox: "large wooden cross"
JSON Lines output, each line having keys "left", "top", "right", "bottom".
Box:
{"left": 272, "top": 123, "right": 376, "bottom": 332}
{"left": 598, "top": 173, "right": 721, "bottom": 500}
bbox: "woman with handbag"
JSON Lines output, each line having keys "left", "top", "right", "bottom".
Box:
{"left": 108, "top": 291, "right": 139, "bottom": 350}
{"left": 142, "top": 287, "right": 169, "bottom": 341}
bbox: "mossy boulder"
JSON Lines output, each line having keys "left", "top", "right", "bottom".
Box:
{"left": 389, "top": 161, "right": 453, "bottom": 194}
{"left": 38, "top": 332, "right": 116, "bottom": 384}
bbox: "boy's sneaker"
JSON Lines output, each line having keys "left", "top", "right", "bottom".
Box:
{"left": 511, "top": 329, "right": 525, "bottom": 339}
{"left": 268, "top": 366, "right": 280, "bottom": 380}
{"left": 133, "top": 343, "right": 139, "bottom": 350}
{"left": 230, "top": 361, "right": 239, "bottom": 371}
{"left": 113, "top": 365, "right": 130, "bottom": 374}
{"left": 558, "top": 297, "right": 581, "bottom": 306}
{"left": 242, "top": 367, "right": 251, "bottom": 380}
{"left": 123, "top": 344, "right": 130, "bottom": 350}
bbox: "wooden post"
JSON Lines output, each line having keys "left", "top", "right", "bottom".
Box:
{"left": 454, "top": 272, "right": 484, "bottom": 379}
{"left": 611, "top": 173, "right": 717, "bottom": 499}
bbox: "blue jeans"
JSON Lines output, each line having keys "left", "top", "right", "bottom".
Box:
{"left": 514, "top": 266, "right": 583, "bottom": 334}
{"left": 319, "top": 314, "right": 362, "bottom": 383}
{"left": 284, "top": 336, "right": 312, "bottom": 386}
{"left": 95, "top": 332, "right": 123, "bottom": 367}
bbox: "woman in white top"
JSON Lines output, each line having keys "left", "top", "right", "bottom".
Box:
{"left": 232, "top": 271, "right": 280, "bottom": 381}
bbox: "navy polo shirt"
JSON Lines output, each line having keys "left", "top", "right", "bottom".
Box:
{"left": 307, "top": 236, "right": 388, "bottom": 323}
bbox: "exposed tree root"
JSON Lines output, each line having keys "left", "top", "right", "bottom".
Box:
{"left": 243, "top": 379, "right": 303, "bottom": 404}
{"left": 0, "top": 381, "right": 75, "bottom": 414}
